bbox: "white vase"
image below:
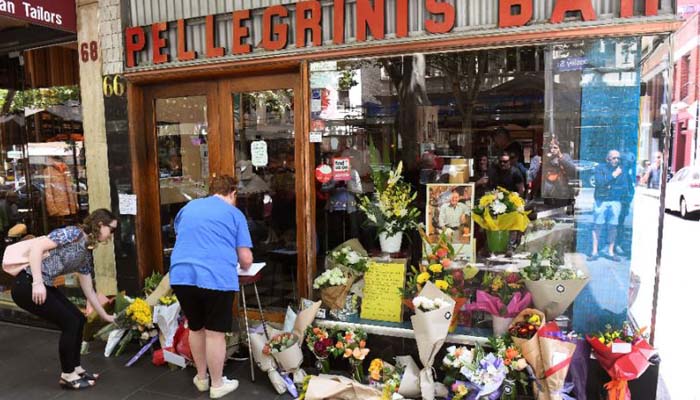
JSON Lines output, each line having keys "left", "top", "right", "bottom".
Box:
{"left": 379, "top": 231, "right": 403, "bottom": 253}
{"left": 492, "top": 315, "right": 514, "bottom": 336}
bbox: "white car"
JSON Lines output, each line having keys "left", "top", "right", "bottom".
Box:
{"left": 665, "top": 166, "right": 700, "bottom": 219}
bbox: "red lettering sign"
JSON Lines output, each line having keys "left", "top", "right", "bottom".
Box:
{"left": 396, "top": 0, "right": 409, "bottom": 38}
{"left": 177, "top": 19, "right": 196, "bottom": 61}
{"left": 125, "top": 26, "right": 145, "bottom": 68}
{"left": 551, "top": 0, "right": 596, "bottom": 23}
{"left": 333, "top": 0, "right": 345, "bottom": 45}
{"left": 425, "top": 0, "right": 455, "bottom": 34}
{"left": 233, "top": 10, "right": 252, "bottom": 54}
{"left": 499, "top": 0, "right": 533, "bottom": 28}
{"left": 262, "top": 5, "right": 289, "bottom": 51}
{"left": 0, "top": 0, "right": 76, "bottom": 33}
{"left": 296, "top": 0, "right": 322, "bottom": 48}
{"left": 152, "top": 22, "right": 169, "bottom": 64}
{"left": 205, "top": 15, "right": 225, "bottom": 58}
{"left": 356, "top": 0, "right": 385, "bottom": 42}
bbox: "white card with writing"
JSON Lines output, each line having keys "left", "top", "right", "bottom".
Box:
{"left": 251, "top": 141, "right": 268, "bottom": 167}
{"left": 118, "top": 193, "right": 137, "bottom": 215}
{"left": 612, "top": 342, "right": 632, "bottom": 354}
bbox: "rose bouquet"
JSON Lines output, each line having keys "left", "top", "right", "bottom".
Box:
{"left": 359, "top": 162, "right": 421, "bottom": 251}
{"left": 305, "top": 326, "right": 334, "bottom": 373}
{"left": 263, "top": 332, "right": 303, "bottom": 372}
{"left": 472, "top": 187, "right": 529, "bottom": 232}
{"left": 330, "top": 328, "right": 370, "bottom": 382}
{"left": 313, "top": 267, "right": 354, "bottom": 310}
{"left": 466, "top": 271, "right": 532, "bottom": 335}
{"left": 586, "top": 322, "right": 655, "bottom": 400}
{"left": 522, "top": 249, "right": 589, "bottom": 320}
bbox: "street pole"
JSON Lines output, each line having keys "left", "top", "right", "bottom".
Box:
{"left": 650, "top": 34, "right": 673, "bottom": 346}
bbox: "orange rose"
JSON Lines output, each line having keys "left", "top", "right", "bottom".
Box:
{"left": 336, "top": 341, "right": 344, "bottom": 349}
{"left": 359, "top": 340, "right": 366, "bottom": 348}
{"left": 441, "top": 258, "right": 452, "bottom": 268}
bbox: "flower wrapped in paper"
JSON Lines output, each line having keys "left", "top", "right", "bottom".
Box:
{"left": 466, "top": 270, "right": 532, "bottom": 318}
{"left": 472, "top": 187, "right": 530, "bottom": 232}
{"left": 410, "top": 281, "right": 455, "bottom": 400}
{"left": 302, "top": 374, "right": 383, "bottom": 400}
{"left": 314, "top": 267, "right": 355, "bottom": 310}
{"left": 327, "top": 239, "right": 369, "bottom": 278}
{"left": 264, "top": 332, "right": 303, "bottom": 371}
{"left": 522, "top": 250, "right": 589, "bottom": 320}
{"left": 586, "top": 322, "right": 656, "bottom": 400}
{"left": 445, "top": 346, "right": 508, "bottom": 400}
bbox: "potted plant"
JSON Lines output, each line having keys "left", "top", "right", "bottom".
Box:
{"left": 358, "top": 161, "right": 420, "bottom": 253}
{"left": 472, "top": 187, "right": 530, "bottom": 254}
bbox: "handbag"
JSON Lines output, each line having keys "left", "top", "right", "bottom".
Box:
{"left": 2, "top": 236, "right": 50, "bottom": 276}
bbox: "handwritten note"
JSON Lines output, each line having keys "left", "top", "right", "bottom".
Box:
{"left": 251, "top": 140, "right": 268, "bottom": 167}
{"left": 360, "top": 259, "right": 406, "bottom": 323}
{"left": 118, "top": 193, "right": 137, "bottom": 215}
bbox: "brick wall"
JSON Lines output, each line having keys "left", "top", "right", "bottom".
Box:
{"left": 99, "top": 0, "right": 124, "bottom": 75}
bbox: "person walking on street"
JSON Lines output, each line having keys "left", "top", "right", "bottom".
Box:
{"left": 642, "top": 151, "right": 662, "bottom": 189}
{"left": 169, "top": 174, "right": 253, "bottom": 399}
{"left": 10, "top": 209, "right": 118, "bottom": 390}
{"left": 589, "top": 150, "right": 629, "bottom": 262}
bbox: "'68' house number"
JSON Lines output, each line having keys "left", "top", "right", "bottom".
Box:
{"left": 79, "top": 41, "right": 98, "bottom": 62}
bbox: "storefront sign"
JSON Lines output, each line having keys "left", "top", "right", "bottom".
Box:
{"left": 124, "top": 0, "right": 659, "bottom": 68}
{"left": 315, "top": 164, "right": 332, "bottom": 183}
{"left": 331, "top": 157, "right": 351, "bottom": 181}
{"left": 360, "top": 259, "right": 405, "bottom": 323}
{"left": 250, "top": 140, "right": 268, "bottom": 167}
{"left": 0, "top": 0, "right": 76, "bottom": 33}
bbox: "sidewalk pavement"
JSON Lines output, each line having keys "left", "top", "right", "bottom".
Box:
{"left": 0, "top": 322, "right": 293, "bottom": 400}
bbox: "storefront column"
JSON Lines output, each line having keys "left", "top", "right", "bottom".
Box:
{"left": 77, "top": 0, "right": 117, "bottom": 295}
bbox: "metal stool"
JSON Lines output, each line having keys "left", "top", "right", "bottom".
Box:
{"left": 238, "top": 272, "right": 268, "bottom": 382}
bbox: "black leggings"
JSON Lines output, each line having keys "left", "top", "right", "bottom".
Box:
{"left": 11, "top": 272, "right": 86, "bottom": 373}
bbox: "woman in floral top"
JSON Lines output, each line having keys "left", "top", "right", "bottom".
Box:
{"left": 10, "top": 209, "right": 118, "bottom": 390}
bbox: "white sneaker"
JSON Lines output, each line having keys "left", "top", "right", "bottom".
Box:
{"left": 209, "top": 377, "right": 239, "bottom": 399}
{"left": 193, "top": 375, "right": 209, "bottom": 392}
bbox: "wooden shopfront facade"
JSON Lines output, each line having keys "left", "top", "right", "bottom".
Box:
{"left": 120, "top": 0, "right": 679, "bottom": 323}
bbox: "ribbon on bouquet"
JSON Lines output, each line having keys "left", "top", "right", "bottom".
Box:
{"left": 604, "top": 379, "right": 629, "bottom": 400}
{"left": 125, "top": 336, "right": 159, "bottom": 367}
{"left": 279, "top": 371, "right": 298, "bottom": 397}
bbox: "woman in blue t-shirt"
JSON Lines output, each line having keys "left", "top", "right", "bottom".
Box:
{"left": 170, "top": 174, "right": 253, "bottom": 399}
{"left": 11, "top": 209, "right": 118, "bottom": 390}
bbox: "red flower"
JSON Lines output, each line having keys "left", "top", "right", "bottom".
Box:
{"left": 436, "top": 248, "right": 448, "bottom": 258}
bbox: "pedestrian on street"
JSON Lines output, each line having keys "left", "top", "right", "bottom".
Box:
{"left": 169, "top": 174, "right": 253, "bottom": 399}
{"left": 643, "top": 151, "right": 663, "bottom": 189}
{"left": 589, "top": 150, "right": 630, "bottom": 262}
{"left": 10, "top": 208, "right": 118, "bottom": 390}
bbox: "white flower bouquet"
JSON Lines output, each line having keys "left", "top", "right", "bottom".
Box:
{"left": 314, "top": 267, "right": 355, "bottom": 310}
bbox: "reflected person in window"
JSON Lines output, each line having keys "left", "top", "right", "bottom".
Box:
{"left": 488, "top": 152, "right": 525, "bottom": 196}
{"left": 169, "top": 174, "right": 253, "bottom": 399}
{"left": 10, "top": 209, "right": 118, "bottom": 390}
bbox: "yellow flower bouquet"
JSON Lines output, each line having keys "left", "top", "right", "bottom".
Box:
{"left": 472, "top": 187, "right": 530, "bottom": 232}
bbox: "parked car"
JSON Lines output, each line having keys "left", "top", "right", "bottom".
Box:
{"left": 665, "top": 166, "right": 700, "bottom": 219}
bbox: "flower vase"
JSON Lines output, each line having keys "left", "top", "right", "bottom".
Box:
{"left": 486, "top": 230, "right": 510, "bottom": 254}
{"left": 379, "top": 231, "right": 402, "bottom": 253}
{"left": 314, "top": 354, "right": 330, "bottom": 374}
{"left": 349, "top": 358, "right": 364, "bottom": 383}
{"left": 492, "top": 315, "right": 514, "bottom": 336}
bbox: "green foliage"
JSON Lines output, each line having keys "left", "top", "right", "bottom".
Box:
{"left": 0, "top": 86, "right": 80, "bottom": 112}
{"left": 338, "top": 70, "right": 358, "bottom": 90}
{"left": 143, "top": 272, "right": 164, "bottom": 296}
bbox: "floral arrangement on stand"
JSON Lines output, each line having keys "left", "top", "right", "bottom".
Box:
{"left": 368, "top": 358, "right": 404, "bottom": 400}
{"left": 587, "top": 322, "right": 656, "bottom": 400}
{"left": 305, "top": 326, "right": 334, "bottom": 373}
{"left": 263, "top": 332, "right": 304, "bottom": 372}
{"left": 522, "top": 248, "right": 589, "bottom": 320}
{"left": 313, "top": 267, "right": 354, "bottom": 310}
{"left": 329, "top": 328, "right": 370, "bottom": 382}
{"left": 472, "top": 187, "right": 529, "bottom": 254}
{"left": 466, "top": 270, "right": 532, "bottom": 335}
{"left": 358, "top": 161, "right": 421, "bottom": 253}
{"left": 443, "top": 344, "right": 508, "bottom": 400}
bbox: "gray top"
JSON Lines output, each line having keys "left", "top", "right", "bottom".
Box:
{"left": 27, "top": 226, "right": 93, "bottom": 284}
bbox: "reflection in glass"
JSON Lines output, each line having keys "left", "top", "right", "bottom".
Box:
{"left": 233, "top": 89, "right": 297, "bottom": 311}
{"left": 155, "top": 96, "right": 209, "bottom": 269}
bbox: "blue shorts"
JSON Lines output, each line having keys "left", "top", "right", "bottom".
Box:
{"left": 593, "top": 200, "right": 621, "bottom": 226}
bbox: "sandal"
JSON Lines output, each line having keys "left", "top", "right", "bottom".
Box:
{"left": 79, "top": 371, "right": 99, "bottom": 382}
{"left": 59, "top": 376, "right": 94, "bottom": 390}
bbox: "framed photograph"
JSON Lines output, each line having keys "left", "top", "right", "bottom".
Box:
{"left": 425, "top": 183, "right": 475, "bottom": 261}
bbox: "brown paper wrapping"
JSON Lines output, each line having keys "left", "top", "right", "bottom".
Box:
{"left": 320, "top": 274, "right": 355, "bottom": 310}
{"left": 525, "top": 253, "right": 590, "bottom": 320}
{"left": 539, "top": 337, "right": 577, "bottom": 400}
{"left": 510, "top": 309, "right": 547, "bottom": 397}
{"left": 293, "top": 300, "right": 322, "bottom": 341}
{"left": 305, "top": 375, "right": 382, "bottom": 400}
{"left": 326, "top": 239, "right": 369, "bottom": 277}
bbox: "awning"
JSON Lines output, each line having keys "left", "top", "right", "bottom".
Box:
{"left": 0, "top": 0, "right": 76, "bottom": 33}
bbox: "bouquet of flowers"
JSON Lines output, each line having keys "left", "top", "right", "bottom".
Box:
{"left": 447, "top": 345, "right": 508, "bottom": 400}
{"left": 411, "top": 282, "right": 455, "bottom": 400}
{"left": 313, "top": 267, "right": 354, "bottom": 310}
{"left": 330, "top": 328, "right": 370, "bottom": 382}
{"left": 472, "top": 187, "right": 529, "bottom": 232}
{"left": 522, "top": 249, "right": 589, "bottom": 320}
{"left": 358, "top": 161, "right": 421, "bottom": 237}
{"left": 305, "top": 326, "right": 334, "bottom": 373}
{"left": 402, "top": 263, "right": 453, "bottom": 300}
{"left": 442, "top": 346, "right": 476, "bottom": 387}
{"left": 586, "top": 322, "right": 655, "bottom": 400}
{"left": 263, "top": 332, "right": 303, "bottom": 371}
{"left": 488, "top": 335, "right": 530, "bottom": 398}
{"left": 152, "top": 294, "right": 181, "bottom": 352}
{"left": 368, "top": 358, "right": 405, "bottom": 400}
{"left": 412, "top": 296, "right": 452, "bottom": 312}
{"left": 467, "top": 271, "right": 531, "bottom": 334}
{"left": 327, "top": 239, "right": 369, "bottom": 278}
